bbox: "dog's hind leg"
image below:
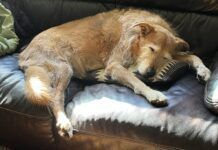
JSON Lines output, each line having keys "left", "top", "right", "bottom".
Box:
{"left": 174, "top": 53, "right": 211, "bottom": 82}
{"left": 105, "top": 62, "right": 168, "bottom": 107}
{"left": 49, "top": 63, "right": 74, "bottom": 138}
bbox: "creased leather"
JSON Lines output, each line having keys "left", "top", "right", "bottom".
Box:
{"left": 0, "top": 107, "right": 56, "bottom": 150}
{"left": 116, "top": 0, "right": 218, "bottom": 14}
{"left": 205, "top": 53, "right": 218, "bottom": 114}
{"left": 5, "top": 0, "right": 218, "bottom": 57}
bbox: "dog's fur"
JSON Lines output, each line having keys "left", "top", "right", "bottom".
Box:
{"left": 19, "top": 9, "right": 211, "bottom": 138}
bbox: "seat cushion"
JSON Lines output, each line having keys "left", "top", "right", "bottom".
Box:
{"left": 0, "top": 54, "right": 217, "bottom": 149}
{"left": 0, "top": 54, "right": 84, "bottom": 117}
{"left": 66, "top": 73, "right": 218, "bottom": 149}
{"left": 0, "top": 54, "right": 84, "bottom": 149}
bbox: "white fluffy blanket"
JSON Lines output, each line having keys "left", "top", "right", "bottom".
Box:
{"left": 66, "top": 83, "right": 218, "bottom": 144}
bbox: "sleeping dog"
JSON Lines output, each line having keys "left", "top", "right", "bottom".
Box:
{"left": 19, "top": 9, "right": 211, "bottom": 138}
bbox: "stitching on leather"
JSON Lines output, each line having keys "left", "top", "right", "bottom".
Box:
{"left": 0, "top": 106, "right": 52, "bottom": 120}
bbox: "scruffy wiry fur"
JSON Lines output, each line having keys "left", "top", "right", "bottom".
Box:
{"left": 19, "top": 8, "right": 211, "bottom": 138}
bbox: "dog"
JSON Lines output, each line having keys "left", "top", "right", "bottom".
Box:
{"left": 19, "top": 9, "right": 211, "bottom": 138}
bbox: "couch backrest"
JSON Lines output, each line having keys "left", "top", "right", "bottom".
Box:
{"left": 2, "top": 0, "right": 218, "bottom": 57}
{"left": 116, "top": 0, "right": 218, "bottom": 15}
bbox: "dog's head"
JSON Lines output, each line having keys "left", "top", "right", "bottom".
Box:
{"left": 131, "top": 23, "right": 189, "bottom": 78}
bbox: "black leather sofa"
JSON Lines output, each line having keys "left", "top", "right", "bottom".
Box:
{"left": 0, "top": 0, "right": 218, "bottom": 149}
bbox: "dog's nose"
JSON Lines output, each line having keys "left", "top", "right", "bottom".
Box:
{"left": 145, "top": 67, "right": 156, "bottom": 77}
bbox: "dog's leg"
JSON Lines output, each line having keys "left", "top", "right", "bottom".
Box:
{"left": 50, "top": 64, "right": 74, "bottom": 138}
{"left": 174, "top": 53, "right": 211, "bottom": 82}
{"left": 106, "top": 62, "right": 167, "bottom": 106}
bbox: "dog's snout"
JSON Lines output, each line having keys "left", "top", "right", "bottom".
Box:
{"left": 145, "top": 67, "right": 156, "bottom": 77}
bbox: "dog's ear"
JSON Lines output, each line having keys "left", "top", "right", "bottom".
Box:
{"left": 126, "top": 23, "right": 154, "bottom": 44}
{"left": 175, "top": 37, "right": 190, "bottom": 52}
{"left": 135, "top": 23, "right": 154, "bottom": 36}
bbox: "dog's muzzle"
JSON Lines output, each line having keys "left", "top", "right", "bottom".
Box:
{"left": 145, "top": 67, "right": 156, "bottom": 78}
{"left": 135, "top": 67, "right": 156, "bottom": 79}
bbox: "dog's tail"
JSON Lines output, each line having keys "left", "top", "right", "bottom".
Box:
{"left": 24, "top": 66, "right": 52, "bottom": 105}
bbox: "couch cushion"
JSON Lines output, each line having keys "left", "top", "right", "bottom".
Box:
{"left": 3, "top": 0, "right": 218, "bottom": 57}
{"left": 0, "top": 55, "right": 58, "bottom": 149}
{"left": 116, "top": 0, "right": 218, "bottom": 15}
{"left": 0, "top": 54, "right": 85, "bottom": 118}
{"left": 0, "top": 52, "right": 217, "bottom": 149}
{"left": 3, "top": 0, "right": 115, "bottom": 46}
{"left": 66, "top": 73, "right": 218, "bottom": 149}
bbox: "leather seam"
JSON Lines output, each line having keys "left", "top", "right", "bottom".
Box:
{"left": 0, "top": 106, "right": 52, "bottom": 120}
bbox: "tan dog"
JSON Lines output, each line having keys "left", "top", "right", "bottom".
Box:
{"left": 19, "top": 9, "right": 211, "bottom": 138}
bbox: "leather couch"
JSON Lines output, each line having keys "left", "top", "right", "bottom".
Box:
{"left": 0, "top": 0, "right": 218, "bottom": 149}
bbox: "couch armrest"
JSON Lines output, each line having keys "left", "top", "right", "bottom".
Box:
{"left": 204, "top": 53, "right": 218, "bottom": 114}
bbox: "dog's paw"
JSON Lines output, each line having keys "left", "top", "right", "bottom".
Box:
{"left": 196, "top": 65, "right": 211, "bottom": 82}
{"left": 56, "top": 115, "right": 73, "bottom": 138}
{"left": 145, "top": 90, "right": 168, "bottom": 107}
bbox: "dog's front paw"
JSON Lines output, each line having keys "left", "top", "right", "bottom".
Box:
{"left": 196, "top": 65, "right": 211, "bottom": 82}
{"left": 56, "top": 115, "right": 73, "bottom": 138}
{"left": 144, "top": 90, "right": 168, "bottom": 107}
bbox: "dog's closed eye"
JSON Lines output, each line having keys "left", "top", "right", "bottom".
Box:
{"left": 149, "top": 47, "right": 155, "bottom": 52}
